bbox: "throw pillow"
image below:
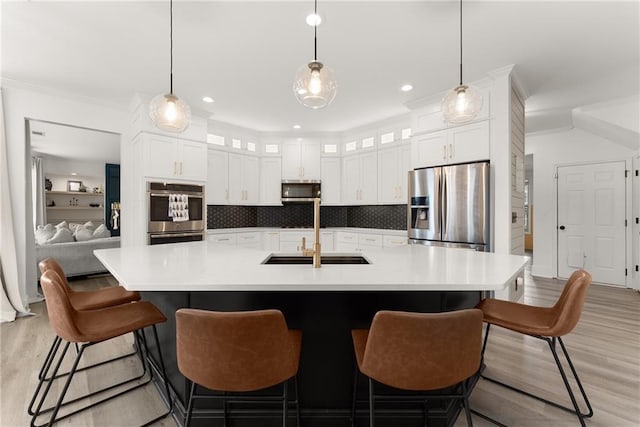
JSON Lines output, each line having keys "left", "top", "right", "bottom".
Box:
{"left": 68, "top": 222, "right": 81, "bottom": 233}
{"left": 83, "top": 221, "right": 96, "bottom": 230}
{"left": 92, "top": 224, "right": 111, "bottom": 239}
{"left": 55, "top": 220, "right": 69, "bottom": 230}
{"left": 74, "top": 226, "right": 95, "bottom": 242}
{"left": 44, "top": 227, "right": 74, "bottom": 244}
{"left": 35, "top": 224, "right": 55, "bottom": 245}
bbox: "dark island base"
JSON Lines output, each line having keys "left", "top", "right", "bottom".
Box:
{"left": 143, "top": 290, "right": 482, "bottom": 427}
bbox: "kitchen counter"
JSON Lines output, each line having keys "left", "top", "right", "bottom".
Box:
{"left": 94, "top": 242, "right": 527, "bottom": 427}
{"left": 94, "top": 241, "right": 527, "bottom": 292}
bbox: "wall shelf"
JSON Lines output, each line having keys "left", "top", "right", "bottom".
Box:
{"left": 45, "top": 191, "right": 105, "bottom": 224}
{"left": 46, "top": 191, "right": 104, "bottom": 197}
{"left": 46, "top": 206, "right": 102, "bottom": 210}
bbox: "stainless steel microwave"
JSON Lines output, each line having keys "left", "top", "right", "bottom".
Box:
{"left": 281, "top": 180, "right": 321, "bottom": 203}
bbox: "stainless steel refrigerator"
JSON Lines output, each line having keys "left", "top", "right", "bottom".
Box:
{"left": 408, "top": 161, "right": 490, "bottom": 251}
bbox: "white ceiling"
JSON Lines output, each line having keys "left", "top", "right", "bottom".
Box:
{"left": 2, "top": 1, "right": 638, "bottom": 133}
{"left": 29, "top": 120, "right": 120, "bottom": 163}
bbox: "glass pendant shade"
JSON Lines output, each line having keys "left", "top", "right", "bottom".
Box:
{"left": 441, "top": 84, "right": 483, "bottom": 124}
{"left": 293, "top": 61, "right": 337, "bottom": 109}
{"left": 149, "top": 93, "right": 191, "bottom": 133}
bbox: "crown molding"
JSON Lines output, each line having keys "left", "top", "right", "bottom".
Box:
{"left": 1, "top": 78, "right": 125, "bottom": 110}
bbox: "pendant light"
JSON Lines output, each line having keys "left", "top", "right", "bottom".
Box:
{"left": 441, "top": 0, "right": 482, "bottom": 124}
{"left": 149, "top": 0, "right": 191, "bottom": 133}
{"left": 293, "top": 0, "right": 337, "bottom": 109}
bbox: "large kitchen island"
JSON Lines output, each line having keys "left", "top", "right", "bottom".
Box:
{"left": 95, "top": 241, "right": 528, "bottom": 427}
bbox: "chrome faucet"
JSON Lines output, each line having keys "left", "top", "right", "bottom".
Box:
{"left": 300, "top": 197, "right": 321, "bottom": 268}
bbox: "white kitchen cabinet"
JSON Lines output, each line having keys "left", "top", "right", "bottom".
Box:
{"left": 141, "top": 133, "right": 207, "bottom": 181}
{"left": 207, "top": 233, "right": 237, "bottom": 245}
{"left": 320, "top": 157, "right": 341, "bottom": 205}
{"left": 282, "top": 141, "right": 321, "bottom": 180}
{"left": 358, "top": 233, "right": 383, "bottom": 250}
{"left": 260, "top": 157, "right": 282, "bottom": 205}
{"left": 411, "top": 88, "right": 490, "bottom": 137}
{"left": 411, "top": 130, "right": 448, "bottom": 169}
{"left": 378, "top": 144, "right": 411, "bottom": 204}
{"left": 412, "top": 121, "right": 489, "bottom": 169}
{"left": 206, "top": 149, "right": 229, "bottom": 204}
{"left": 320, "top": 231, "right": 334, "bottom": 251}
{"left": 342, "top": 151, "right": 377, "bottom": 204}
{"left": 228, "top": 153, "right": 259, "bottom": 205}
{"left": 383, "top": 235, "right": 407, "bottom": 248}
{"left": 335, "top": 231, "right": 359, "bottom": 252}
{"left": 236, "top": 231, "right": 262, "bottom": 249}
{"left": 279, "top": 230, "right": 314, "bottom": 252}
{"left": 448, "top": 121, "right": 490, "bottom": 164}
{"left": 263, "top": 231, "right": 280, "bottom": 251}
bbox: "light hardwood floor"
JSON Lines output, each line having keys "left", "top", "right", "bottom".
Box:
{"left": 1, "top": 268, "right": 639, "bottom": 427}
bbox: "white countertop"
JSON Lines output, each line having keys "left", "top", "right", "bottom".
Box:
{"left": 207, "top": 227, "right": 407, "bottom": 236}
{"left": 95, "top": 242, "right": 528, "bottom": 292}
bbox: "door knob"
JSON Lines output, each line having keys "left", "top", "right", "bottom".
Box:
{"left": 559, "top": 225, "right": 566, "bottom": 230}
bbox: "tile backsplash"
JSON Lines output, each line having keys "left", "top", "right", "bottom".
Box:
{"left": 208, "top": 204, "right": 406, "bottom": 230}
{"left": 347, "top": 205, "right": 406, "bottom": 230}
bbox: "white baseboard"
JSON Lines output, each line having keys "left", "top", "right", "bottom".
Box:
{"left": 531, "top": 264, "right": 554, "bottom": 278}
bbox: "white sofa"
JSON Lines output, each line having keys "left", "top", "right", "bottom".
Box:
{"left": 35, "top": 237, "right": 120, "bottom": 278}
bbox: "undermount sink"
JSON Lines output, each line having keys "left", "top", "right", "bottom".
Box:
{"left": 261, "top": 254, "right": 370, "bottom": 265}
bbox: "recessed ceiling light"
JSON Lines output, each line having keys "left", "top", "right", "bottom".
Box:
{"left": 202, "top": 96, "right": 214, "bottom": 103}
{"left": 71, "top": 172, "right": 77, "bottom": 176}
{"left": 306, "top": 13, "right": 322, "bottom": 26}
{"left": 293, "top": 124, "right": 301, "bottom": 129}
{"left": 401, "top": 84, "right": 413, "bottom": 92}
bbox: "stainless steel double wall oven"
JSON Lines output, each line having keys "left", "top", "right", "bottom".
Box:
{"left": 147, "top": 182, "right": 205, "bottom": 245}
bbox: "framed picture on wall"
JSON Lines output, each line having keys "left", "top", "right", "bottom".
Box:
{"left": 67, "top": 180, "right": 82, "bottom": 192}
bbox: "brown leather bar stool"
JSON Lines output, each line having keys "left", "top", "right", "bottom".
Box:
{"left": 477, "top": 269, "right": 593, "bottom": 426}
{"left": 38, "top": 258, "right": 140, "bottom": 310}
{"left": 176, "top": 308, "right": 302, "bottom": 427}
{"left": 351, "top": 309, "right": 502, "bottom": 427}
{"left": 31, "top": 257, "right": 142, "bottom": 411}
{"left": 31, "top": 270, "right": 172, "bottom": 427}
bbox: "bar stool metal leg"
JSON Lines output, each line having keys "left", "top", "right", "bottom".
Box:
{"left": 282, "top": 380, "right": 288, "bottom": 427}
{"left": 481, "top": 329, "right": 593, "bottom": 425}
{"left": 185, "top": 381, "right": 196, "bottom": 427}
{"left": 294, "top": 376, "right": 301, "bottom": 427}
{"left": 368, "top": 377, "right": 375, "bottom": 427}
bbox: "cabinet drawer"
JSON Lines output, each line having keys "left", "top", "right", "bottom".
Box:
{"left": 280, "top": 231, "right": 314, "bottom": 242}
{"left": 358, "top": 233, "right": 382, "bottom": 248}
{"left": 383, "top": 235, "right": 407, "bottom": 247}
{"left": 208, "top": 233, "right": 237, "bottom": 245}
{"left": 237, "top": 232, "right": 261, "bottom": 248}
{"left": 237, "top": 232, "right": 260, "bottom": 243}
{"left": 336, "top": 232, "right": 358, "bottom": 243}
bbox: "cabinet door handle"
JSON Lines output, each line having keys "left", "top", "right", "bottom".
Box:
{"left": 180, "top": 161, "right": 183, "bottom": 175}
{"left": 174, "top": 161, "right": 177, "bottom": 175}
{"left": 442, "top": 145, "right": 447, "bottom": 160}
{"left": 448, "top": 143, "right": 453, "bottom": 159}
{"left": 225, "top": 190, "right": 229, "bottom": 201}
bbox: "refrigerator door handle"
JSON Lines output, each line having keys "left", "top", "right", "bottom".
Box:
{"left": 441, "top": 170, "right": 447, "bottom": 234}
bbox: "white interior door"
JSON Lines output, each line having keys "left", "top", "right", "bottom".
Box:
{"left": 557, "top": 161, "right": 626, "bottom": 286}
